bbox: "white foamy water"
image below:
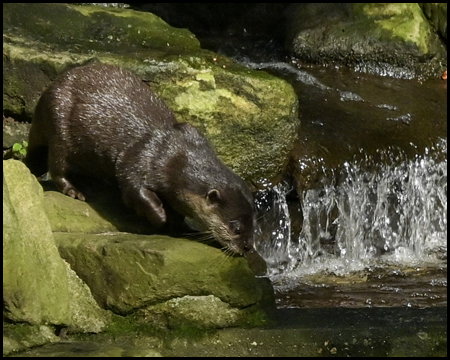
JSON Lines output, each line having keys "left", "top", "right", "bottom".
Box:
{"left": 255, "top": 140, "right": 447, "bottom": 280}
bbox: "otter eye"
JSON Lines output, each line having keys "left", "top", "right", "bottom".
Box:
{"left": 229, "top": 220, "right": 242, "bottom": 235}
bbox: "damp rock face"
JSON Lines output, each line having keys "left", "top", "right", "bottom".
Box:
{"left": 3, "top": 3, "right": 299, "bottom": 187}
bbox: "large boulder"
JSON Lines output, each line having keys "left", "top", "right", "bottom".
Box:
{"left": 3, "top": 160, "right": 111, "bottom": 355}
{"left": 285, "top": 3, "right": 447, "bottom": 79}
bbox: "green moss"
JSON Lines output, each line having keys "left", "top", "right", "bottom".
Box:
{"left": 154, "top": 62, "right": 298, "bottom": 184}
{"left": 167, "top": 325, "right": 217, "bottom": 342}
{"left": 102, "top": 311, "right": 218, "bottom": 345}
{"left": 104, "top": 314, "right": 155, "bottom": 337}
{"left": 3, "top": 3, "right": 200, "bottom": 54}
{"left": 357, "top": 3, "right": 431, "bottom": 53}
{"left": 238, "top": 307, "right": 270, "bottom": 328}
{"left": 3, "top": 323, "right": 59, "bottom": 355}
{"left": 3, "top": 69, "right": 38, "bottom": 117}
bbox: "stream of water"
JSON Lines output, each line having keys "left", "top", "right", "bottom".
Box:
{"left": 245, "top": 60, "right": 447, "bottom": 309}
{"left": 254, "top": 140, "right": 447, "bottom": 308}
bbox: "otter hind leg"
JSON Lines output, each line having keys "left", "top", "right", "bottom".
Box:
{"left": 52, "top": 174, "right": 86, "bottom": 201}
{"left": 47, "top": 143, "right": 86, "bottom": 201}
{"left": 53, "top": 177, "right": 86, "bottom": 201}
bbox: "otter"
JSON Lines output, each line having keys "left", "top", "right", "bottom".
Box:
{"left": 25, "top": 63, "right": 255, "bottom": 255}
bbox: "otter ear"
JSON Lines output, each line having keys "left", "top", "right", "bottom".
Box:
{"left": 207, "top": 189, "right": 221, "bottom": 204}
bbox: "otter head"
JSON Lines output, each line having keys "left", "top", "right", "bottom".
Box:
{"left": 204, "top": 187, "right": 255, "bottom": 255}
{"left": 180, "top": 186, "right": 256, "bottom": 256}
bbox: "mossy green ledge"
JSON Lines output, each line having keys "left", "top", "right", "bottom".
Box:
{"left": 55, "top": 233, "right": 263, "bottom": 315}
{"left": 3, "top": 3, "right": 299, "bottom": 187}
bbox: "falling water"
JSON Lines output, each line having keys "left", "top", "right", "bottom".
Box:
{"left": 254, "top": 182, "right": 294, "bottom": 272}
{"left": 255, "top": 139, "right": 447, "bottom": 281}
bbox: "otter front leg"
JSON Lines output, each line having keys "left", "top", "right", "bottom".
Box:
{"left": 121, "top": 186, "right": 167, "bottom": 228}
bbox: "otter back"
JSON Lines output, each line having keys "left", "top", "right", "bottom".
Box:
{"left": 25, "top": 63, "right": 256, "bottom": 255}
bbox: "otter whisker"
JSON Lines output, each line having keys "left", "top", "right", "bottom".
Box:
{"left": 219, "top": 249, "right": 235, "bottom": 265}
{"left": 182, "top": 230, "right": 211, "bottom": 237}
{"left": 181, "top": 232, "right": 202, "bottom": 239}
{"left": 221, "top": 246, "right": 236, "bottom": 259}
{"left": 205, "top": 250, "right": 230, "bottom": 269}
{"left": 195, "top": 235, "right": 216, "bottom": 244}
{"left": 182, "top": 231, "right": 215, "bottom": 244}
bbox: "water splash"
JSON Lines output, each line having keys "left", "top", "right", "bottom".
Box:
{"left": 255, "top": 140, "right": 447, "bottom": 278}
{"left": 254, "top": 183, "right": 294, "bottom": 273}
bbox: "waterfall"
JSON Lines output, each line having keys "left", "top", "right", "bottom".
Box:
{"left": 255, "top": 140, "right": 447, "bottom": 278}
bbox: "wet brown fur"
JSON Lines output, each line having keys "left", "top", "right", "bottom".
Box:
{"left": 25, "top": 63, "right": 255, "bottom": 254}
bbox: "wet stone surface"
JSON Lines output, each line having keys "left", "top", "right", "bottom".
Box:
{"left": 11, "top": 307, "right": 447, "bottom": 357}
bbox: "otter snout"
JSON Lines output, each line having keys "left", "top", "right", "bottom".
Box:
{"left": 229, "top": 220, "right": 254, "bottom": 251}
{"left": 242, "top": 238, "right": 254, "bottom": 252}
{"left": 226, "top": 217, "right": 255, "bottom": 255}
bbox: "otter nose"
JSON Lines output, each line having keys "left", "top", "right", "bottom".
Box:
{"left": 243, "top": 244, "right": 252, "bottom": 252}
{"left": 243, "top": 239, "right": 253, "bottom": 252}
